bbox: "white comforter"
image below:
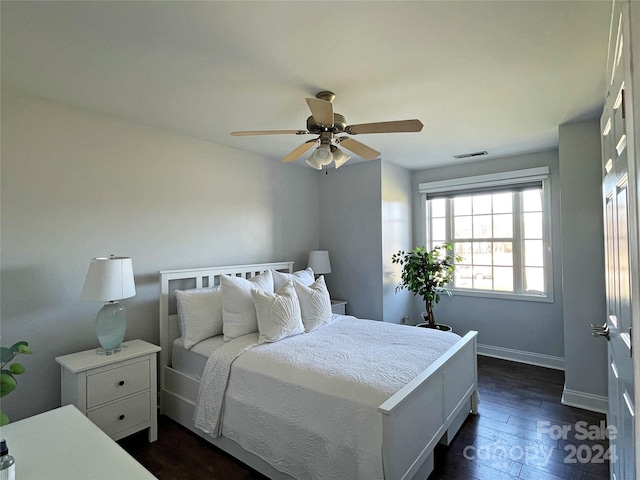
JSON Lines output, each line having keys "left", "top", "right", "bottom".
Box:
{"left": 194, "top": 315, "right": 460, "bottom": 480}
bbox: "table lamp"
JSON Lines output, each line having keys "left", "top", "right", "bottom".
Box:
{"left": 81, "top": 255, "right": 136, "bottom": 355}
{"left": 308, "top": 250, "right": 331, "bottom": 277}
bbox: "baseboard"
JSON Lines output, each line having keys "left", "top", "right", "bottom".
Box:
{"left": 561, "top": 387, "right": 608, "bottom": 414}
{"left": 477, "top": 343, "right": 565, "bottom": 370}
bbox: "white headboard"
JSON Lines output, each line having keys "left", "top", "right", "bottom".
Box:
{"left": 158, "top": 261, "right": 294, "bottom": 370}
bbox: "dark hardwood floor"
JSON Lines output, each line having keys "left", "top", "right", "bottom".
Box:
{"left": 119, "top": 416, "right": 268, "bottom": 480}
{"left": 119, "top": 356, "right": 610, "bottom": 480}
{"left": 429, "top": 356, "right": 610, "bottom": 480}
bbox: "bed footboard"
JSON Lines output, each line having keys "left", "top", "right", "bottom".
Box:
{"left": 378, "top": 331, "right": 478, "bottom": 480}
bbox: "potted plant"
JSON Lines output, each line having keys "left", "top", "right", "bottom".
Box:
{"left": 391, "top": 243, "right": 461, "bottom": 331}
{"left": 1, "top": 341, "right": 32, "bottom": 425}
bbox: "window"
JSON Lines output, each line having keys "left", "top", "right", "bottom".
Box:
{"left": 420, "top": 167, "right": 552, "bottom": 301}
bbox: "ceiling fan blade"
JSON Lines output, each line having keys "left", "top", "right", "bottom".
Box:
{"left": 345, "top": 119, "right": 423, "bottom": 135}
{"left": 231, "top": 130, "right": 308, "bottom": 136}
{"left": 305, "top": 98, "right": 334, "bottom": 127}
{"left": 336, "top": 137, "right": 380, "bottom": 161}
{"left": 282, "top": 139, "right": 317, "bottom": 163}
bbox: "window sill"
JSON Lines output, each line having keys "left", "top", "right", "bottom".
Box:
{"left": 448, "top": 288, "right": 554, "bottom": 303}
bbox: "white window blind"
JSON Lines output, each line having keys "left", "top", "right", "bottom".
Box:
{"left": 419, "top": 167, "right": 550, "bottom": 198}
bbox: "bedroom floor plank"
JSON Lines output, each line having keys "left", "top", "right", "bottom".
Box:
{"left": 119, "top": 355, "right": 609, "bottom": 480}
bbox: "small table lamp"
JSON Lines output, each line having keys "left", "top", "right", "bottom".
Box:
{"left": 308, "top": 250, "right": 331, "bottom": 277}
{"left": 81, "top": 255, "right": 136, "bottom": 355}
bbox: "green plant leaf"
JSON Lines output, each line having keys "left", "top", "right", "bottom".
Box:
{"left": 0, "top": 347, "right": 13, "bottom": 364}
{"left": 1, "top": 342, "right": 31, "bottom": 364}
{"left": 9, "top": 363, "right": 25, "bottom": 375}
{"left": 0, "top": 411, "right": 9, "bottom": 426}
{"left": 10, "top": 341, "right": 29, "bottom": 354}
{"left": 0, "top": 371, "right": 17, "bottom": 397}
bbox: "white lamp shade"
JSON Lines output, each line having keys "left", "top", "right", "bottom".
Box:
{"left": 81, "top": 256, "right": 136, "bottom": 302}
{"left": 305, "top": 156, "right": 323, "bottom": 170}
{"left": 331, "top": 146, "right": 351, "bottom": 169}
{"left": 308, "top": 250, "right": 331, "bottom": 275}
{"left": 309, "top": 145, "right": 333, "bottom": 167}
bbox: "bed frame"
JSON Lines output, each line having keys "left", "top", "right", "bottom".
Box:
{"left": 159, "top": 261, "right": 479, "bottom": 480}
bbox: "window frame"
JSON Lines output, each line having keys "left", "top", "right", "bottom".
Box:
{"left": 419, "top": 167, "right": 554, "bottom": 303}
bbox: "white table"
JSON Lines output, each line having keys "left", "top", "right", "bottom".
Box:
{"left": 0, "top": 405, "right": 156, "bottom": 479}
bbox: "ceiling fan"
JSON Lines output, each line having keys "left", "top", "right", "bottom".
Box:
{"left": 231, "top": 91, "right": 424, "bottom": 170}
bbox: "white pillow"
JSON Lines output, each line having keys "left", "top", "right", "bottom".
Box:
{"left": 176, "top": 286, "right": 223, "bottom": 349}
{"left": 221, "top": 270, "right": 274, "bottom": 341}
{"left": 272, "top": 267, "right": 315, "bottom": 291}
{"left": 251, "top": 280, "right": 304, "bottom": 344}
{"left": 294, "top": 275, "right": 333, "bottom": 332}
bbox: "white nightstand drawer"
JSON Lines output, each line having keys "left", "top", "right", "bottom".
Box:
{"left": 88, "top": 391, "right": 151, "bottom": 437}
{"left": 87, "top": 360, "right": 150, "bottom": 408}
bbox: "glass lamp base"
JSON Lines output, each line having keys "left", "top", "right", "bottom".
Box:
{"left": 95, "top": 301, "right": 127, "bottom": 355}
{"left": 96, "top": 345, "right": 128, "bottom": 356}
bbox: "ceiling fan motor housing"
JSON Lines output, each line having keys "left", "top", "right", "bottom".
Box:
{"left": 306, "top": 113, "right": 346, "bottom": 134}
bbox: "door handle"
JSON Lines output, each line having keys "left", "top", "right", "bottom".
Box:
{"left": 591, "top": 323, "right": 610, "bottom": 340}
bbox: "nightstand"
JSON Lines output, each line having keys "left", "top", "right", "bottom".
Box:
{"left": 55, "top": 339, "right": 161, "bottom": 442}
{"left": 331, "top": 299, "right": 347, "bottom": 315}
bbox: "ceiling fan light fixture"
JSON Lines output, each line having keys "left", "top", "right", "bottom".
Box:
{"left": 309, "top": 144, "right": 333, "bottom": 167}
{"left": 305, "top": 156, "right": 323, "bottom": 170}
{"left": 330, "top": 145, "right": 351, "bottom": 169}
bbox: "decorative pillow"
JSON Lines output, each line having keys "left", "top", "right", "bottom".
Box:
{"left": 176, "top": 286, "right": 223, "bottom": 349}
{"left": 251, "top": 280, "right": 304, "bottom": 344}
{"left": 272, "top": 267, "right": 315, "bottom": 291}
{"left": 294, "top": 275, "right": 333, "bottom": 332}
{"left": 221, "top": 270, "right": 274, "bottom": 341}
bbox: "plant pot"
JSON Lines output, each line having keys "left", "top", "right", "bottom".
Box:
{"left": 416, "top": 322, "right": 453, "bottom": 332}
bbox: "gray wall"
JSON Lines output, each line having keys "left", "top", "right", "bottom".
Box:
{"left": 1, "top": 90, "right": 320, "bottom": 421}
{"left": 318, "top": 159, "right": 412, "bottom": 324}
{"left": 382, "top": 161, "right": 413, "bottom": 324}
{"left": 318, "top": 160, "right": 383, "bottom": 320}
{"left": 411, "top": 151, "right": 565, "bottom": 359}
{"left": 558, "top": 118, "right": 607, "bottom": 402}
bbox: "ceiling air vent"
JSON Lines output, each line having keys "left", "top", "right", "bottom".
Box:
{"left": 454, "top": 150, "right": 488, "bottom": 159}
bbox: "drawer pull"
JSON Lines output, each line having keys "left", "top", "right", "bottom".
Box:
{"left": 118, "top": 380, "right": 125, "bottom": 386}
{"left": 119, "top": 414, "right": 125, "bottom": 420}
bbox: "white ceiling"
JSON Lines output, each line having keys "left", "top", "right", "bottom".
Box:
{"left": 1, "top": 1, "right": 612, "bottom": 171}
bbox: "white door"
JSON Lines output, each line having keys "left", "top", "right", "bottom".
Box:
{"left": 599, "top": 3, "right": 637, "bottom": 479}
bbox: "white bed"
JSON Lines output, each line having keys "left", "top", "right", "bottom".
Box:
{"left": 159, "top": 262, "right": 479, "bottom": 480}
